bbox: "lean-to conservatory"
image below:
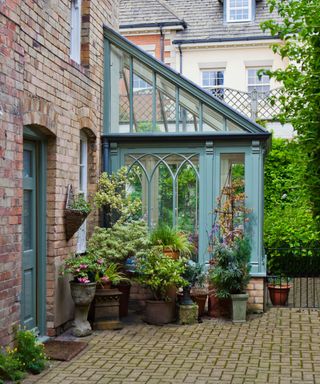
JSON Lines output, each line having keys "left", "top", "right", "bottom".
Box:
{"left": 102, "top": 26, "right": 271, "bottom": 276}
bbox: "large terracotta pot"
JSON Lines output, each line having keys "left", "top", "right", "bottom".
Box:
{"left": 70, "top": 281, "right": 96, "bottom": 337}
{"left": 208, "top": 292, "right": 231, "bottom": 318}
{"left": 268, "top": 284, "right": 291, "bottom": 306}
{"left": 191, "top": 293, "right": 207, "bottom": 317}
{"left": 163, "top": 248, "right": 180, "bottom": 260}
{"left": 144, "top": 300, "right": 175, "bottom": 325}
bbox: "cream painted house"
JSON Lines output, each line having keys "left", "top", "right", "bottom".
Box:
{"left": 119, "top": 0, "right": 293, "bottom": 138}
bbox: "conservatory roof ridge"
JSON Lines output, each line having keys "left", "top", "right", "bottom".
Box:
{"left": 103, "top": 25, "right": 271, "bottom": 137}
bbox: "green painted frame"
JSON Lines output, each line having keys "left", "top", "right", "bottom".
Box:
{"left": 23, "top": 126, "right": 47, "bottom": 336}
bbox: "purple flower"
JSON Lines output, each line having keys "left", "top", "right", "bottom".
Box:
{"left": 79, "top": 264, "right": 88, "bottom": 270}
{"left": 97, "top": 259, "right": 104, "bottom": 265}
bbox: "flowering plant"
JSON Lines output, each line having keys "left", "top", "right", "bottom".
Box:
{"left": 61, "top": 254, "right": 104, "bottom": 283}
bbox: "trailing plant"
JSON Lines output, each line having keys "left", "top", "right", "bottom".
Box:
{"left": 87, "top": 220, "right": 150, "bottom": 265}
{"left": 135, "top": 246, "right": 188, "bottom": 301}
{"left": 209, "top": 237, "right": 251, "bottom": 299}
{"left": 150, "top": 225, "right": 194, "bottom": 256}
{"left": 94, "top": 167, "right": 142, "bottom": 225}
{"left": 69, "top": 194, "right": 91, "bottom": 214}
{"left": 261, "top": 0, "right": 320, "bottom": 229}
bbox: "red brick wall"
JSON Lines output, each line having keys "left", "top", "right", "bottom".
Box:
{"left": 0, "top": 0, "right": 119, "bottom": 346}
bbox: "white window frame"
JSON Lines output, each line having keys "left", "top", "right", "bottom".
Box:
{"left": 201, "top": 70, "right": 225, "bottom": 89}
{"left": 247, "top": 67, "right": 271, "bottom": 94}
{"left": 226, "top": 0, "right": 252, "bottom": 23}
{"left": 77, "top": 132, "right": 88, "bottom": 254}
{"left": 70, "top": 0, "right": 81, "bottom": 63}
{"left": 133, "top": 74, "right": 152, "bottom": 91}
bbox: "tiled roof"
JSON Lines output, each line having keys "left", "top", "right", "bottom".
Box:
{"left": 119, "top": 0, "right": 281, "bottom": 41}
{"left": 119, "top": 0, "right": 183, "bottom": 27}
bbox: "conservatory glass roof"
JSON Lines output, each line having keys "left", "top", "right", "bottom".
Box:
{"left": 103, "top": 26, "right": 270, "bottom": 138}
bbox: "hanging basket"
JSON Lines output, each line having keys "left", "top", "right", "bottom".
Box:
{"left": 65, "top": 185, "right": 89, "bottom": 241}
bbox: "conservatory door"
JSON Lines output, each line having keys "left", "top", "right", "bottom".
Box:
{"left": 115, "top": 148, "right": 206, "bottom": 261}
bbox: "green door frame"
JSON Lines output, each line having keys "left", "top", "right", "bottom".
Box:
{"left": 22, "top": 126, "right": 47, "bottom": 336}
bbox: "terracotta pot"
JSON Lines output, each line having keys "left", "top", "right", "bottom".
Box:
{"left": 163, "top": 248, "right": 180, "bottom": 260}
{"left": 208, "top": 292, "right": 231, "bottom": 318}
{"left": 191, "top": 293, "right": 207, "bottom": 317}
{"left": 70, "top": 281, "right": 96, "bottom": 337}
{"left": 268, "top": 284, "right": 291, "bottom": 306}
{"left": 144, "top": 300, "right": 175, "bottom": 325}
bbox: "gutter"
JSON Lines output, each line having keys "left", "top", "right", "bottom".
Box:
{"left": 120, "top": 21, "right": 187, "bottom": 31}
{"left": 173, "top": 35, "right": 281, "bottom": 46}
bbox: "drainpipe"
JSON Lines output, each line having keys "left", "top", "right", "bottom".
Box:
{"left": 101, "top": 137, "right": 110, "bottom": 228}
{"left": 178, "top": 44, "right": 183, "bottom": 74}
{"left": 160, "top": 25, "right": 164, "bottom": 62}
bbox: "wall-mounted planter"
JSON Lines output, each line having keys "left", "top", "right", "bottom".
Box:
{"left": 65, "top": 185, "right": 90, "bottom": 241}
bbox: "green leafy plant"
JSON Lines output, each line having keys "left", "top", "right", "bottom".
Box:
{"left": 87, "top": 220, "right": 150, "bottom": 265}
{"left": 0, "top": 329, "right": 47, "bottom": 381}
{"left": 0, "top": 349, "right": 24, "bottom": 382}
{"left": 135, "top": 246, "right": 188, "bottom": 300}
{"left": 14, "top": 329, "right": 47, "bottom": 374}
{"left": 261, "top": 0, "right": 320, "bottom": 229}
{"left": 69, "top": 194, "right": 91, "bottom": 214}
{"left": 94, "top": 167, "right": 142, "bottom": 225}
{"left": 183, "top": 261, "right": 206, "bottom": 288}
{"left": 150, "top": 225, "right": 194, "bottom": 256}
{"left": 209, "top": 237, "right": 251, "bottom": 299}
{"left": 61, "top": 254, "right": 103, "bottom": 283}
{"left": 97, "top": 263, "right": 129, "bottom": 287}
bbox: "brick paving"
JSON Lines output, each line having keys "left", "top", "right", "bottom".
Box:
{"left": 24, "top": 308, "right": 320, "bottom": 384}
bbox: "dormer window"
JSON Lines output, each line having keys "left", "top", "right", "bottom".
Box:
{"left": 226, "top": 0, "right": 252, "bottom": 23}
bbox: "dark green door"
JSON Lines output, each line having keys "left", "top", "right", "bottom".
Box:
{"left": 22, "top": 142, "right": 37, "bottom": 329}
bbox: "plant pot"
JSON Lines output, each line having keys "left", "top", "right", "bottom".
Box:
{"left": 208, "top": 291, "right": 231, "bottom": 318}
{"left": 70, "top": 281, "right": 96, "bottom": 337}
{"left": 163, "top": 248, "right": 180, "bottom": 260}
{"left": 116, "top": 281, "right": 131, "bottom": 318}
{"left": 144, "top": 300, "right": 175, "bottom": 325}
{"left": 268, "top": 284, "right": 291, "bottom": 306}
{"left": 230, "top": 293, "right": 248, "bottom": 323}
{"left": 65, "top": 209, "right": 88, "bottom": 240}
{"left": 191, "top": 293, "right": 207, "bottom": 317}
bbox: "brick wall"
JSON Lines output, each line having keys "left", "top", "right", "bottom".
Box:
{"left": 247, "top": 277, "right": 265, "bottom": 313}
{"left": 0, "top": 0, "right": 119, "bottom": 345}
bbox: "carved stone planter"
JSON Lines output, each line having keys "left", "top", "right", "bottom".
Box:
{"left": 70, "top": 281, "right": 96, "bottom": 337}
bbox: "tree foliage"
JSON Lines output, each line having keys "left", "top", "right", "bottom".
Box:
{"left": 261, "top": 0, "right": 320, "bottom": 227}
{"left": 264, "top": 138, "right": 319, "bottom": 249}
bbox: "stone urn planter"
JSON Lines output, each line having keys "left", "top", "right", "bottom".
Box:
{"left": 70, "top": 281, "right": 96, "bottom": 337}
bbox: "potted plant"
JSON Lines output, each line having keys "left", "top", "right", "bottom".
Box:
{"left": 183, "top": 261, "right": 208, "bottom": 317}
{"left": 61, "top": 254, "right": 102, "bottom": 336}
{"left": 267, "top": 276, "right": 292, "bottom": 306}
{"left": 65, "top": 185, "right": 91, "bottom": 240}
{"left": 150, "top": 225, "right": 194, "bottom": 259}
{"left": 209, "top": 237, "right": 251, "bottom": 323}
{"left": 87, "top": 220, "right": 149, "bottom": 317}
{"left": 135, "top": 246, "right": 188, "bottom": 324}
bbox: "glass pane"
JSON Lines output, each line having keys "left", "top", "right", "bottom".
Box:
{"left": 110, "top": 44, "right": 130, "bottom": 133}
{"left": 179, "top": 90, "right": 200, "bottom": 132}
{"left": 23, "top": 150, "right": 32, "bottom": 178}
{"left": 133, "top": 59, "right": 154, "bottom": 132}
{"left": 156, "top": 75, "right": 176, "bottom": 133}
{"left": 226, "top": 119, "right": 244, "bottom": 132}
{"left": 203, "top": 104, "right": 225, "bottom": 131}
{"left": 126, "top": 163, "right": 146, "bottom": 219}
{"left": 154, "top": 162, "right": 173, "bottom": 226}
{"left": 23, "top": 190, "right": 32, "bottom": 251}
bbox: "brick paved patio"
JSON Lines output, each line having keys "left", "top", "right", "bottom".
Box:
{"left": 24, "top": 308, "right": 320, "bottom": 384}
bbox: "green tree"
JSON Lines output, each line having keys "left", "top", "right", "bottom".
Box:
{"left": 261, "top": 0, "right": 320, "bottom": 228}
